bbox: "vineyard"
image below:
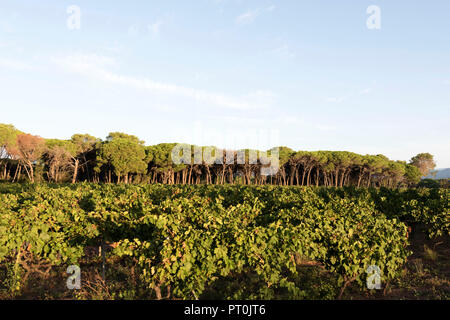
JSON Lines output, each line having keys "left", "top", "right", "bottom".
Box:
{"left": 0, "top": 183, "right": 448, "bottom": 299}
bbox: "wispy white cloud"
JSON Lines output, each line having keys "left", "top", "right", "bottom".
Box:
{"left": 128, "top": 24, "right": 140, "bottom": 37}
{"left": 0, "top": 21, "right": 14, "bottom": 33}
{"left": 244, "top": 90, "right": 277, "bottom": 105}
{"left": 53, "top": 53, "right": 270, "bottom": 111}
{"left": 55, "top": 54, "right": 117, "bottom": 68}
{"left": 325, "top": 87, "right": 373, "bottom": 103}
{"left": 276, "top": 115, "right": 304, "bottom": 126}
{"left": 0, "top": 57, "right": 35, "bottom": 71}
{"left": 101, "top": 41, "right": 123, "bottom": 54}
{"left": 272, "top": 45, "right": 295, "bottom": 59}
{"left": 148, "top": 19, "right": 164, "bottom": 37}
{"left": 325, "top": 96, "right": 348, "bottom": 103}
{"left": 236, "top": 9, "right": 260, "bottom": 25}
{"left": 315, "top": 124, "right": 336, "bottom": 132}
{"left": 128, "top": 17, "right": 168, "bottom": 38}
{"left": 193, "top": 72, "right": 210, "bottom": 82}
{"left": 236, "top": 5, "right": 276, "bottom": 25}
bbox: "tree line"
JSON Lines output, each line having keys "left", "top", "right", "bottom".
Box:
{"left": 0, "top": 123, "right": 436, "bottom": 187}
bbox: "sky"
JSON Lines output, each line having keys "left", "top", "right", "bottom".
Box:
{"left": 0, "top": 0, "right": 449, "bottom": 167}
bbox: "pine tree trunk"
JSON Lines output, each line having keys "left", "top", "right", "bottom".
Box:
{"left": 72, "top": 159, "right": 79, "bottom": 183}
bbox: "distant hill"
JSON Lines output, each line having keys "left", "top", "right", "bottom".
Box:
{"left": 424, "top": 168, "right": 450, "bottom": 180}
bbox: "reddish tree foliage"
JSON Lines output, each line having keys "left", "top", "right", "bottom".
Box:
{"left": 14, "top": 134, "right": 45, "bottom": 182}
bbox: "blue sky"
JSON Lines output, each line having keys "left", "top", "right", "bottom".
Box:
{"left": 1, "top": 0, "right": 449, "bottom": 167}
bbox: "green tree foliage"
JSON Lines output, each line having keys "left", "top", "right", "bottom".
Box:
{"left": 0, "top": 124, "right": 20, "bottom": 155}
{"left": 0, "top": 123, "right": 443, "bottom": 188}
{"left": 403, "top": 163, "right": 422, "bottom": 186}
{"left": 97, "top": 133, "right": 146, "bottom": 183}
{"left": 0, "top": 124, "right": 21, "bottom": 180}
{"left": 146, "top": 143, "right": 183, "bottom": 184}
{"left": 70, "top": 134, "right": 99, "bottom": 183}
